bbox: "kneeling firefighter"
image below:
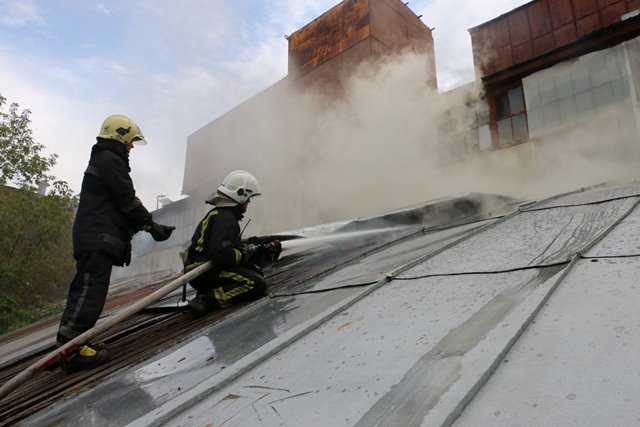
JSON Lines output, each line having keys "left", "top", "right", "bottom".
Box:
{"left": 183, "top": 170, "right": 281, "bottom": 316}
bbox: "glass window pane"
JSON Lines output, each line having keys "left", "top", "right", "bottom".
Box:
{"left": 512, "top": 113, "right": 528, "bottom": 141}
{"left": 611, "top": 78, "right": 631, "bottom": 102}
{"left": 467, "top": 128, "right": 479, "bottom": 153}
{"left": 497, "top": 118, "right": 513, "bottom": 146}
{"left": 524, "top": 80, "right": 541, "bottom": 109}
{"left": 527, "top": 107, "right": 543, "bottom": 134}
{"left": 591, "top": 59, "right": 610, "bottom": 87}
{"left": 508, "top": 87, "right": 525, "bottom": 113}
{"left": 555, "top": 71, "right": 573, "bottom": 99}
{"left": 541, "top": 102, "right": 560, "bottom": 128}
{"left": 539, "top": 78, "right": 556, "bottom": 105}
{"left": 575, "top": 91, "right": 595, "bottom": 116}
{"left": 478, "top": 125, "right": 492, "bottom": 151}
{"left": 512, "top": 114, "right": 527, "bottom": 141}
{"left": 495, "top": 92, "right": 510, "bottom": 118}
{"left": 626, "top": 37, "right": 640, "bottom": 102}
{"left": 572, "top": 66, "right": 590, "bottom": 93}
{"left": 605, "top": 48, "right": 624, "bottom": 81}
{"left": 594, "top": 83, "right": 614, "bottom": 109}
{"left": 477, "top": 98, "right": 490, "bottom": 124}
{"left": 559, "top": 97, "right": 577, "bottom": 122}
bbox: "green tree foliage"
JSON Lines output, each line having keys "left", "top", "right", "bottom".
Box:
{"left": 0, "top": 189, "right": 75, "bottom": 333}
{"left": 0, "top": 95, "right": 76, "bottom": 333}
{"left": 0, "top": 94, "right": 58, "bottom": 190}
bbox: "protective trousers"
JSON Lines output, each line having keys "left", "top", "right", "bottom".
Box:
{"left": 56, "top": 251, "right": 113, "bottom": 345}
{"left": 189, "top": 266, "right": 267, "bottom": 308}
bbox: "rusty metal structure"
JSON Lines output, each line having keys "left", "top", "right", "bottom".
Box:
{"left": 471, "top": 0, "right": 640, "bottom": 84}
{"left": 469, "top": 0, "right": 640, "bottom": 148}
{"left": 288, "top": 0, "right": 436, "bottom": 90}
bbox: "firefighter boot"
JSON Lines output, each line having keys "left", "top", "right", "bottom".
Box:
{"left": 60, "top": 343, "right": 111, "bottom": 374}
{"left": 188, "top": 291, "right": 217, "bottom": 317}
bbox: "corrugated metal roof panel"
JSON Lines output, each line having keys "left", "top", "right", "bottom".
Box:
{"left": 169, "top": 268, "right": 566, "bottom": 427}
{"left": 11, "top": 181, "right": 640, "bottom": 426}
{"left": 2, "top": 193, "right": 513, "bottom": 425}
{"left": 455, "top": 221, "right": 640, "bottom": 425}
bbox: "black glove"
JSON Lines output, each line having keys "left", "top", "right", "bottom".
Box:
{"left": 263, "top": 240, "right": 282, "bottom": 261}
{"left": 242, "top": 243, "right": 259, "bottom": 261}
{"left": 148, "top": 222, "right": 175, "bottom": 241}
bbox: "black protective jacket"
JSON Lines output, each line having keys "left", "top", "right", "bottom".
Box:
{"left": 72, "top": 138, "right": 153, "bottom": 266}
{"left": 185, "top": 206, "right": 248, "bottom": 270}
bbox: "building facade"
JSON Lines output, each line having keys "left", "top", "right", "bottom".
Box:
{"left": 117, "top": 0, "right": 640, "bottom": 280}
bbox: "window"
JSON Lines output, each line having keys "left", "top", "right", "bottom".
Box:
{"left": 494, "top": 86, "right": 529, "bottom": 147}
{"left": 478, "top": 125, "right": 492, "bottom": 151}
{"left": 473, "top": 98, "right": 492, "bottom": 152}
{"left": 522, "top": 43, "right": 633, "bottom": 138}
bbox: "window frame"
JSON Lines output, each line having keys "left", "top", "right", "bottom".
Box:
{"left": 488, "top": 82, "right": 529, "bottom": 148}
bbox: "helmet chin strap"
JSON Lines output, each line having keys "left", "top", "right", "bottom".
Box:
{"left": 240, "top": 218, "right": 251, "bottom": 238}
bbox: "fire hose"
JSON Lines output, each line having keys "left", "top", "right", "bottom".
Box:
{"left": 0, "top": 239, "right": 285, "bottom": 401}
{"left": 0, "top": 261, "right": 213, "bottom": 401}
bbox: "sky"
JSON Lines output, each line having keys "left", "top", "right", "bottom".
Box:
{"left": 0, "top": 0, "right": 531, "bottom": 210}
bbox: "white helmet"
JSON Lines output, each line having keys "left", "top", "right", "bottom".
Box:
{"left": 98, "top": 114, "right": 147, "bottom": 145}
{"left": 216, "top": 170, "right": 261, "bottom": 204}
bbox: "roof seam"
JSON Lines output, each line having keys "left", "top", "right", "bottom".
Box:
{"left": 443, "top": 194, "right": 640, "bottom": 426}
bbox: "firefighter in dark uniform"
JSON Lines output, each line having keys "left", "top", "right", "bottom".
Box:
{"left": 57, "top": 114, "right": 175, "bottom": 373}
{"left": 184, "top": 170, "right": 278, "bottom": 316}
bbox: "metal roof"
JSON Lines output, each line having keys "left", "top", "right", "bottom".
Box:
{"left": 4, "top": 182, "right": 640, "bottom": 426}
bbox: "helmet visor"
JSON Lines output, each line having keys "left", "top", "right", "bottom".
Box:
{"left": 131, "top": 132, "right": 147, "bottom": 145}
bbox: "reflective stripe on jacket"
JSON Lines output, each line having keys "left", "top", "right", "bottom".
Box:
{"left": 185, "top": 207, "right": 244, "bottom": 270}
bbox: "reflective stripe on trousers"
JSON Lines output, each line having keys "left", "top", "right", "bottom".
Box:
{"left": 212, "top": 270, "right": 257, "bottom": 307}
{"left": 57, "top": 251, "right": 113, "bottom": 345}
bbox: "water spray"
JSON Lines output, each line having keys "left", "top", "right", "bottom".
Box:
{"left": 279, "top": 226, "right": 409, "bottom": 257}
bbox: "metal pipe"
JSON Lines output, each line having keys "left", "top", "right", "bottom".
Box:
{"left": 0, "top": 261, "right": 212, "bottom": 401}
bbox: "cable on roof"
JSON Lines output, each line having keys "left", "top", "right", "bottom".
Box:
{"left": 580, "top": 253, "right": 640, "bottom": 259}
{"left": 270, "top": 281, "right": 379, "bottom": 298}
{"left": 270, "top": 252, "right": 640, "bottom": 297}
{"left": 269, "top": 258, "right": 572, "bottom": 297}
{"left": 270, "top": 259, "right": 572, "bottom": 297}
{"left": 389, "top": 252, "right": 640, "bottom": 282}
{"left": 388, "top": 259, "right": 571, "bottom": 281}
{"left": 520, "top": 192, "right": 640, "bottom": 213}
{"left": 271, "top": 194, "right": 640, "bottom": 297}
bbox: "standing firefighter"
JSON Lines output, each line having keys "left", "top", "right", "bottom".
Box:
{"left": 57, "top": 114, "right": 175, "bottom": 373}
{"left": 184, "top": 170, "right": 281, "bottom": 316}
